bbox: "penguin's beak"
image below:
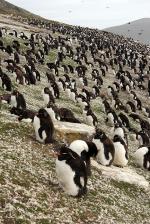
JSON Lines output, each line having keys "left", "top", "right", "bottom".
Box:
{"left": 51, "top": 150, "right": 60, "bottom": 158}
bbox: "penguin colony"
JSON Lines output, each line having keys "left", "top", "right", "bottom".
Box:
{"left": 0, "top": 18, "right": 150, "bottom": 197}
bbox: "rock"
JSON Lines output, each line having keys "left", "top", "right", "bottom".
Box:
{"left": 91, "top": 160, "right": 149, "bottom": 190}
{"left": 54, "top": 121, "right": 95, "bottom": 144}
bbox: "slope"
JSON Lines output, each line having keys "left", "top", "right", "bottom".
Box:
{"left": 104, "top": 18, "right": 150, "bottom": 45}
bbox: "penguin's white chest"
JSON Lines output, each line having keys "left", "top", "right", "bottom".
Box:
{"left": 45, "top": 108, "right": 56, "bottom": 121}
{"left": 56, "top": 159, "right": 79, "bottom": 196}
{"left": 86, "top": 115, "right": 94, "bottom": 126}
{"left": 114, "top": 128, "right": 124, "bottom": 139}
{"left": 107, "top": 113, "right": 114, "bottom": 125}
{"left": 58, "top": 82, "right": 63, "bottom": 91}
{"left": 33, "top": 116, "right": 45, "bottom": 143}
{"left": 65, "top": 88, "right": 71, "bottom": 97}
{"left": 10, "top": 95, "right": 17, "bottom": 107}
{"left": 113, "top": 142, "right": 128, "bottom": 167}
{"left": 70, "top": 92, "right": 76, "bottom": 102}
{"left": 43, "top": 94, "right": 49, "bottom": 105}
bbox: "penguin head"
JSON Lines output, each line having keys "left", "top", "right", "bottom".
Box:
{"left": 113, "top": 135, "right": 126, "bottom": 146}
{"left": 44, "top": 87, "right": 50, "bottom": 94}
{"left": 38, "top": 108, "right": 49, "bottom": 119}
{"left": 113, "top": 135, "right": 122, "bottom": 142}
{"left": 47, "top": 101, "right": 54, "bottom": 108}
{"left": 94, "top": 128, "right": 106, "bottom": 141}
{"left": 54, "top": 145, "right": 78, "bottom": 161}
{"left": 12, "top": 89, "right": 19, "bottom": 96}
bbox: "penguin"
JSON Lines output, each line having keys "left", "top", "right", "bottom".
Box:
{"left": 136, "top": 131, "right": 150, "bottom": 146}
{"left": 10, "top": 90, "right": 26, "bottom": 109}
{"left": 33, "top": 108, "right": 54, "bottom": 144}
{"left": 42, "top": 87, "right": 55, "bottom": 105}
{"left": 113, "top": 122, "right": 127, "bottom": 144}
{"left": 102, "top": 100, "right": 111, "bottom": 113}
{"left": 10, "top": 107, "right": 36, "bottom": 123}
{"left": 0, "top": 72, "right": 12, "bottom": 91}
{"left": 69, "top": 89, "right": 77, "bottom": 103}
{"left": 69, "top": 140, "right": 98, "bottom": 176}
{"left": 106, "top": 109, "right": 119, "bottom": 126}
{"left": 92, "top": 129, "right": 115, "bottom": 166}
{"left": 126, "top": 101, "right": 136, "bottom": 113}
{"left": 113, "top": 135, "right": 128, "bottom": 167}
{"left": 112, "top": 82, "right": 120, "bottom": 92}
{"left": 118, "top": 113, "right": 130, "bottom": 129}
{"left": 77, "top": 94, "right": 89, "bottom": 109}
{"left": 133, "top": 146, "right": 150, "bottom": 170}
{"left": 134, "top": 97, "right": 142, "bottom": 110}
{"left": 58, "top": 78, "right": 66, "bottom": 91}
{"left": 45, "top": 102, "right": 58, "bottom": 121}
{"left": 55, "top": 145, "right": 88, "bottom": 197}
{"left": 83, "top": 106, "right": 98, "bottom": 126}
{"left": 92, "top": 85, "right": 100, "bottom": 97}
{"left": 51, "top": 82, "right": 60, "bottom": 99}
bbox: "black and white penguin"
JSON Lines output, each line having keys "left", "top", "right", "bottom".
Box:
{"left": 106, "top": 109, "right": 119, "bottom": 126}
{"left": 77, "top": 94, "right": 89, "bottom": 109}
{"left": 10, "top": 90, "right": 26, "bottom": 109}
{"left": 112, "top": 82, "right": 120, "bottom": 92}
{"left": 58, "top": 78, "right": 66, "bottom": 91}
{"left": 107, "top": 86, "right": 115, "bottom": 98}
{"left": 33, "top": 108, "right": 54, "bottom": 143}
{"left": 118, "top": 113, "right": 130, "bottom": 129}
{"left": 45, "top": 102, "right": 59, "bottom": 121}
{"left": 136, "top": 131, "right": 150, "bottom": 146}
{"left": 0, "top": 72, "right": 12, "bottom": 91}
{"left": 92, "top": 129, "right": 115, "bottom": 166}
{"left": 69, "top": 89, "right": 77, "bottom": 103}
{"left": 126, "top": 101, "right": 136, "bottom": 113}
{"left": 10, "top": 107, "right": 36, "bottom": 123}
{"left": 113, "top": 135, "right": 128, "bottom": 167}
{"left": 134, "top": 97, "right": 142, "bottom": 110}
{"left": 42, "top": 87, "right": 55, "bottom": 105}
{"left": 69, "top": 140, "right": 98, "bottom": 175}
{"left": 133, "top": 146, "right": 150, "bottom": 170}
{"left": 83, "top": 106, "right": 98, "bottom": 126}
{"left": 113, "top": 122, "right": 127, "bottom": 144}
{"left": 55, "top": 145, "right": 88, "bottom": 196}
{"left": 92, "top": 85, "right": 100, "bottom": 97}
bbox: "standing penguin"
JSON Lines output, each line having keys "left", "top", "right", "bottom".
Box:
{"left": 42, "top": 87, "right": 55, "bottom": 105}
{"left": 113, "top": 135, "right": 128, "bottom": 167}
{"left": 69, "top": 140, "right": 98, "bottom": 175}
{"left": 55, "top": 145, "right": 88, "bottom": 197}
{"left": 113, "top": 122, "right": 128, "bottom": 145}
{"left": 93, "top": 129, "right": 115, "bottom": 166}
{"left": 133, "top": 146, "right": 150, "bottom": 170}
{"left": 33, "top": 108, "right": 54, "bottom": 143}
{"left": 10, "top": 90, "right": 26, "bottom": 109}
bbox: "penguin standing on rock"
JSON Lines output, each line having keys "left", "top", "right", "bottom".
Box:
{"left": 33, "top": 108, "right": 54, "bottom": 144}
{"left": 133, "top": 146, "right": 150, "bottom": 170}
{"left": 113, "top": 135, "right": 128, "bottom": 167}
{"left": 93, "top": 129, "right": 115, "bottom": 166}
{"left": 69, "top": 140, "right": 98, "bottom": 175}
{"left": 55, "top": 145, "right": 88, "bottom": 197}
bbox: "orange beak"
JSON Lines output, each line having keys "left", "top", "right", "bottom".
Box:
{"left": 51, "top": 150, "right": 60, "bottom": 158}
